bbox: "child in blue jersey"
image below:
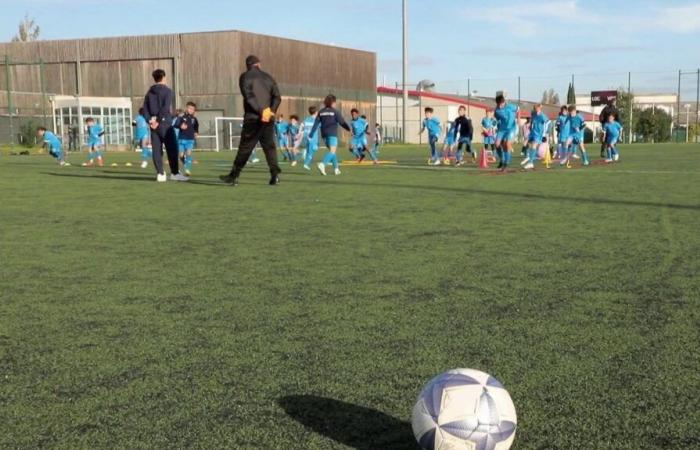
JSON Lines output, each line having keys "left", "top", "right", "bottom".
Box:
{"left": 555, "top": 106, "right": 569, "bottom": 161}
{"left": 82, "top": 118, "right": 105, "bottom": 167}
{"left": 302, "top": 106, "right": 320, "bottom": 170}
{"left": 133, "top": 108, "right": 151, "bottom": 169}
{"left": 441, "top": 122, "right": 457, "bottom": 165}
{"left": 481, "top": 110, "right": 497, "bottom": 160}
{"left": 494, "top": 94, "right": 519, "bottom": 170}
{"left": 275, "top": 115, "right": 290, "bottom": 162}
{"left": 287, "top": 115, "right": 303, "bottom": 167}
{"left": 603, "top": 113, "right": 623, "bottom": 163}
{"left": 522, "top": 104, "right": 549, "bottom": 170}
{"left": 174, "top": 102, "right": 199, "bottom": 176}
{"left": 419, "top": 107, "right": 442, "bottom": 165}
{"left": 566, "top": 105, "right": 589, "bottom": 166}
{"left": 37, "top": 126, "right": 70, "bottom": 166}
{"left": 309, "top": 94, "right": 351, "bottom": 176}
{"left": 350, "top": 109, "right": 369, "bottom": 162}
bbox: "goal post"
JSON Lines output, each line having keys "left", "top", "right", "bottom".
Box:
{"left": 211, "top": 116, "right": 245, "bottom": 152}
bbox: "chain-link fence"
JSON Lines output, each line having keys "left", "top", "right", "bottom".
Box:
{"left": 379, "top": 69, "right": 700, "bottom": 144}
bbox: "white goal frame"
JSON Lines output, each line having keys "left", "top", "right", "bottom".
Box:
{"left": 210, "top": 116, "right": 245, "bottom": 152}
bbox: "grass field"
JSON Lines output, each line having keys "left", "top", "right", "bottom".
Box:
{"left": 1, "top": 144, "right": 699, "bottom": 449}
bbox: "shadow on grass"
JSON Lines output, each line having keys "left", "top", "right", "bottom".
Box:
{"left": 278, "top": 395, "right": 416, "bottom": 450}
{"left": 44, "top": 171, "right": 700, "bottom": 211}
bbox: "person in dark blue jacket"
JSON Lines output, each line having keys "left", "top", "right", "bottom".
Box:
{"left": 308, "top": 95, "right": 350, "bottom": 176}
{"left": 142, "top": 69, "right": 187, "bottom": 182}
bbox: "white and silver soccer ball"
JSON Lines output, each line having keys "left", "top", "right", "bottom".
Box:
{"left": 412, "top": 368, "right": 517, "bottom": 450}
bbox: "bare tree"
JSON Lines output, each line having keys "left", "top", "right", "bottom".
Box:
{"left": 541, "top": 88, "right": 560, "bottom": 105}
{"left": 11, "top": 14, "right": 40, "bottom": 42}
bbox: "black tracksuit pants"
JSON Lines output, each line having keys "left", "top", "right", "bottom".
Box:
{"left": 151, "top": 121, "right": 179, "bottom": 175}
{"left": 231, "top": 120, "right": 281, "bottom": 176}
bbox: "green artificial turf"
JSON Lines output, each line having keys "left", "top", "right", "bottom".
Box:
{"left": 1, "top": 144, "right": 699, "bottom": 449}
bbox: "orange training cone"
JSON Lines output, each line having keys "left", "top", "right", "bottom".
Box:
{"left": 478, "top": 148, "right": 490, "bottom": 169}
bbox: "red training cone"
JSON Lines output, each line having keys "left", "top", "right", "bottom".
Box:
{"left": 478, "top": 149, "right": 490, "bottom": 169}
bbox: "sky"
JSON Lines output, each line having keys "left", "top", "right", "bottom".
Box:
{"left": 2, "top": 0, "right": 700, "bottom": 101}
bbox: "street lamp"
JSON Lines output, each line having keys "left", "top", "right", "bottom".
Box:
{"left": 685, "top": 104, "right": 691, "bottom": 143}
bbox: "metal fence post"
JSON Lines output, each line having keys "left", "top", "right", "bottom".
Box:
{"left": 677, "top": 69, "right": 682, "bottom": 139}
{"left": 628, "top": 72, "right": 633, "bottom": 144}
{"left": 696, "top": 68, "right": 699, "bottom": 142}
{"left": 5, "top": 55, "right": 14, "bottom": 150}
{"left": 40, "top": 58, "right": 48, "bottom": 128}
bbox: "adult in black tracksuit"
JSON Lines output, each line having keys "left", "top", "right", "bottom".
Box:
{"left": 220, "top": 55, "right": 282, "bottom": 186}
{"left": 599, "top": 99, "right": 620, "bottom": 156}
{"left": 143, "top": 69, "right": 185, "bottom": 182}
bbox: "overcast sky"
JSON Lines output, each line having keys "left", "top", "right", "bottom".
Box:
{"left": 3, "top": 0, "right": 700, "bottom": 100}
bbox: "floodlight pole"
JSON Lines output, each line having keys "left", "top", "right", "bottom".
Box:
{"left": 467, "top": 77, "right": 471, "bottom": 117}
{"left": 402, "top": 0, "right": 408, "bottom": 143}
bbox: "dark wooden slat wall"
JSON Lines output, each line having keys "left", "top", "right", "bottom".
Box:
{"left": 0, "top": 30, "right": 376, "bottom": 128}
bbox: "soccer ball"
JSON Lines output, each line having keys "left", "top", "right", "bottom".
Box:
{"left": 412, "top": 368, "right": 517, "bottom": 450}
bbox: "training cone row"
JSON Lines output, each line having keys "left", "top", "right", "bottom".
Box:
{"left": 478, "top": 149, "right": 489, "bottom": 169}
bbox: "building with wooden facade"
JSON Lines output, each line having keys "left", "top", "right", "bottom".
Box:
{"left": 0, "top": 30, "right": 376, "bottom": 147}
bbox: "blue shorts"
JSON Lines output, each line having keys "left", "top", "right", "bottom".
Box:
{"left": 87, "top": 139, "right": 101, "bottom": 148}
{"left": 605, "top": 135, "right": 619, "bottom": 146}
{"left": 568, "top": 134, "right": 583, "bottom": 145}
{"left": 528, "top": 134, "right": 543, "bottom": 145}
{"left": 324, "top": 136, "right": 338, "bottom": 148}
{"left": 351, "top": 136, "right": 367, "bottom": 149}
{"left": 277, "top": 137, "right": 288, "bottom": 148}
{"left": 178, "top": 139, "right": 195, "bottom": 152}
{"left": 558, "top": 135, "right": 570, "bottom": 145}
{"left": 496, "top": 129, "right": 516, "bottom": 143}
{"left": 444, "top": 136, "right": 456, "bottom": 146}
{"left": 483, "top": 135, "right": 495, "bottom": 145}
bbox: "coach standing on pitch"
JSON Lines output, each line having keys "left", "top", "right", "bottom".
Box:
{"left": 220, "top": 55, "right": 282, "bottom": 186}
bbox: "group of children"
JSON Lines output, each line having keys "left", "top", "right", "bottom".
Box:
{"left": 271, "top": 100, "right": 382, "bottom": 176}
{"left": 419, "top": 105, "right": 477, "bottom": 166}
{"left": 37, "top": 92, "right": 624, "bottom": 175}
{"left": 417, "top": 94, "right": 624, "bottom": 171}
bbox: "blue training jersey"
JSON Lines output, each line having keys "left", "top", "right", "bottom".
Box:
{"left": 351, "top": 117, "right": 368, "bottom": 138}
{"left": 557, "top": 114, "right": 571, "bottom": 140}
{"left": 309, "top": 107, "right": 350, "bottom": 139}
{"left": 481, "top": 117, "right": 496, "bottom": 131}
{"left": 43, "top": 131, "right": 61, "bottom": 146}
{"left": 494, "top": 103, "right": 518, "bottom": 132}
{"left": 603, "top": 121, "right": 622, "bottom": 139}
{"left": 134, "top": 115, "right": 149, "bottom": 139}
{"left": 87, "top": 124, "right": 103, "bottom": 141}
{"left": 568, "top": 113, "right": 586, "bottom": 137}
{"left": 303, "top": 116, "right": 318, "bottom": 145}
{"left": 421, "top": 117, "right": 441, "bottom": 138}
{"left": 288, "top": 122, "right": 301, "bottom": 139}
{"left": 530, "top": 111, "right": 549, "bottom": 137}
{"left": 275, "top": 120, "right": 289, "bottom": 138}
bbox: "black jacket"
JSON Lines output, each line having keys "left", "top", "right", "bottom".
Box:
{"left": 143, "top": 84, "right": 173, "bottom": 123}
{"left": 600, "top": 104, "right": 619, "bottom": 124}
{"left": 453, "top": 116, "right": 473, "bottom": 140}
{"left": 239, "top": 67, "right": 282, "bottom": 121}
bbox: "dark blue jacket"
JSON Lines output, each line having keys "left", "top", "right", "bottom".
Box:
{"left": 309, "top": 107, "right": 350, "bottom": 139}
{"left": 143, "top": 84, "right": 173, "bottom": 124}
{"left": 174, "top": 114, "right": 199, "bottom": 140}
